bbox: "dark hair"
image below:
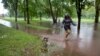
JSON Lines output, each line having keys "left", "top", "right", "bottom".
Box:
{"left": 64, "top": 15, "right": 70, "bottom": 19}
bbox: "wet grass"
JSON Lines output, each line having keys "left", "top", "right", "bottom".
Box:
{"left": 4, "top": 17, "right": 100, "bottom": 31}
{"left": 4, "top": 17, "right": 52, "bottom": 31}
{"left": 72, "top": 18, "right": 95, "bottom": 23}
{"left": 0, "top": 24, "right": 43, "bottom": 56}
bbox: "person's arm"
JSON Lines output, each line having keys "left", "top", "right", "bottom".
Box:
{"left": 61, "top": 20, "right": 65, "bottom": 28}
{"left": 71, "top": 19, "right": 76, "bottom": 26}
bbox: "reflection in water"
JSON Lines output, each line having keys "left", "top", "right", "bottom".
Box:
{"left": 15, "top": 23, "right": 19, "bottom": 29}
{"left": 94, "top": 23, "right": 98, "bottom": 30}
{"left": 0, "top": 19, "right": 19, "bottom": 30}
{"left": 77, "top": 24, "right": 94, "bottom": 55}
{"left": 47, "top": 23, "right": 100, "bottom": 56}
{"left": 0, "top": 19, "right": 12, "bottom": 27}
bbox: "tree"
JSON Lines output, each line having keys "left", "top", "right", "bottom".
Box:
{"left": 17, "top": 0, "right": 27, "bottom": 21}
{"left": 47, "top": 0, "right": 74, "bottom": 24}
{"left": 95, "top": 0, "right": 100, "bottom": 24}
{"left": 2, "top": 0, "right": 18, "bottom": 22}
{"left": 26, "top": 0, "right": 30, "bottom": 24}
{"left": 75, "top": 0, "right": 86, "bottom": 34}
{"left": 23, "top": 0, "right": 27, "bottom": 21}
{"left": 48, "top": 0, "right": 57, "bottom": 24}
{"left": 14, "top": 0, "right": 18, "bottom": 22}
{"left": 35, "top": 0, "right": 43, "bottom": 21}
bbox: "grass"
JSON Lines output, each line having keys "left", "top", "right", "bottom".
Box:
{"left": 3, "top": 17, "right": 100, "bottom": 31}
{"left": 0, "top": 24, "right": 43, "bottom": 56}
{"left": 72, "top": 18, "right": 95, "bottom": 23}
{"left": 4, "top": 17, "right": 52, "bottom": 31}
{"left": 59, "top": 17, "right": 99, "bottom": 23}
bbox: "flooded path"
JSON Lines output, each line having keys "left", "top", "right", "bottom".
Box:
{"left": 0, "top": 19, "right": 100, "bottom": 56}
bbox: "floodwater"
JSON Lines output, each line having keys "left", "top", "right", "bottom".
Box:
{"left": 0, "top": 19, "right": 100, "bottom": 56}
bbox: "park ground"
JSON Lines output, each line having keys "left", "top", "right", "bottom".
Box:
{"left": 0, "top": 17, "right": 100, "bottom": 56}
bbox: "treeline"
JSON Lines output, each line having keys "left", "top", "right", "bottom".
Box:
{"left": 2, "top": 0, "right": 100, "bottom": 33}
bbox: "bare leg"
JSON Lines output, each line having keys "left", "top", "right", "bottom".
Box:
{"left": 65, "top": 30, "right": 71, "bottom": 40}
{"left": 66, "top": 32, "right": 70, "bottom": 38}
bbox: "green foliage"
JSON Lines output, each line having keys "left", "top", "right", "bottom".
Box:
{"left": 2, "top": 0, "right": 97, "bottom": 19}
{"left": 2, "top": 0, "right": 77, "bottom": 18}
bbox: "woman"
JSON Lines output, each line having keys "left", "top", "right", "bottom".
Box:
{"left": 62, "top": 15, "right": 76, "bottom": 40}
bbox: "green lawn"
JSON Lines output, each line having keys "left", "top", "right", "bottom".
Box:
{"left": 72, "top": 18, "right": 94, "bottom": 23}
{"left": 4, "top": 17, "right": 52, "bottom": 31}
{"left": 3, "top": 17, "right": 100, "bottom": 31}
{"left": 0, "top": 24, "right": 43, "bottom": 56}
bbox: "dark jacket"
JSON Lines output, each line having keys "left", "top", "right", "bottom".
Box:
{"left": 62, "top": 18, "right": 75, "bottom": 26}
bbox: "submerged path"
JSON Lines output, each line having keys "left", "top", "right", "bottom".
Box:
{"left": 0, "top": 19, "right": 100, "bottom": 56}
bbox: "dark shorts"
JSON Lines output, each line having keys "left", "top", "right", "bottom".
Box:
{"left": 64, "top": 26, "right": 71, "bottom": 31}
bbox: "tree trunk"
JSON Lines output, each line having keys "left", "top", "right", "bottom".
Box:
{"left": 39, "top": 12, "right": 42, "bottom": 25}
{"left": 95, "top": 0, "right": 99, "bottom": 24}
{"left": 77, "top": 10, "right": 81, "bottom": 34}
{"left": 24, "top": 11, "right": 27, "bottom": 21}
{"left": 40, "top": 12, "right": 42, "bottom": 21}
{"left": 53, "top": 19, "right": 57, "bottom": 24}
{"left": 76, "top": 0, "right": 82, "bottom": 34}
{"left": 26, "top": 0, "right": 30, "bottom": 24}
{"left": 24, "top": 0, "right": 26, "bottom": 21}
{"left": 15, "top": 0, "right": 18, "bottom": 22}
{"left": 48, "top": 0, "right": 57, "bottom": 24}
{"left": 55, "top": 8, "right": 59, "bottom": 23}
{"left": 95, "top": 7, "right": 99, "bottom": 23}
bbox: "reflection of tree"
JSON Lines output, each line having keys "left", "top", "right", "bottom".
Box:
{"left": 94, "top": 23, "right": 98, "bottom": 30}
{"left": 15, "top": 23, "right": 19, "bottom": 29}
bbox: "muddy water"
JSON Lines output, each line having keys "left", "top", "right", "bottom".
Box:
{"left": 0, "top": 19, "right": 100, "bottom": 56}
